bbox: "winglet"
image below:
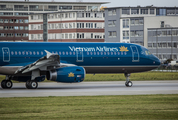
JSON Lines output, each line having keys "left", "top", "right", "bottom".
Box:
{"left": 45, "top": 50, "right": 52, "bottom": 58}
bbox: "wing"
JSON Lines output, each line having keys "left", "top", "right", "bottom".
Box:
{"left": 15, "top": 50, "right": 75, "bottom": 74}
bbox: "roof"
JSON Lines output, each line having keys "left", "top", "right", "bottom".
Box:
{"left": 0, "top": 1, "right": 109, "bottom": 5}
{"left": 104, "top": 6, "right": 178, "bottom": 9}
{"left": 29, "top": 10, "right": 104, "bottom": 15}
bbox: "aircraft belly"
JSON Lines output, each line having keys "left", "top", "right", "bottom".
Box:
{"left": 0, "top": 66, "right": 21, "bottom": 75}
{"left": 84, "top": 66, "right": 158, "bottom": 74}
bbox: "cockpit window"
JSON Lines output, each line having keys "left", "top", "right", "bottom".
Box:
{"left": 145, "top": 50, "right": 152, "bottom": 55}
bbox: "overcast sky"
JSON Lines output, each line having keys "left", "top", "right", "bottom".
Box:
{"left": 2, "top": 0, "right": 178, "bottom": 7}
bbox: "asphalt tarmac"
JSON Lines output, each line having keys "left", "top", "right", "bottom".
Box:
{"left": 0, "top": 80, "right": 178, "bottom": 98}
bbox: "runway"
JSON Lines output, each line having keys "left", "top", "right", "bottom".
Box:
{"left": 0, "top": 80, "right": 178, "bottom": 98}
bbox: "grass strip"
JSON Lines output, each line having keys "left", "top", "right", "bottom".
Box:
{"left": 0, "top": 94, "right": 178, "bottom": 120}
{"left": 1, "top": 71, "right": 178, "bottom": 82}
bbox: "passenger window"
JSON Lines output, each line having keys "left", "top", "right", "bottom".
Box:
{"left": 30, "top": 51, "right": 32, "bottom": 55}
{"left": 33, "top": 51, "right": 36, "bottom": 55}
{"left": 97, "top": 52, "right": 99, "bottom": 55}
{"left": 11, "top": 51, "right": 14, "bottom": 55}
{"left": 41, "top": 51, "right": 43, "bottom": 55}
{"left": 59, "top": 52, "right": 61, "bottom": 55}
{"left": 19, "top": 51, "right": 21, "bottom": 55}
{"left": 37, "top": 52, "right": 39, "bottom": 55}
{"left": 63, "top": 52, "right": 65, "bottom": 55}
{"left": 66, "top": 52, "right": 68, "bottom": 55}
{"left": 70, "top": 52, "right": 72, "bottom": 55}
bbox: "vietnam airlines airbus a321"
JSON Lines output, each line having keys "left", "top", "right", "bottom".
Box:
{"left": 0, "top": 42, "right": 160, "bottom": 89}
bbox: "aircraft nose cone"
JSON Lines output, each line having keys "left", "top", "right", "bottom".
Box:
{"left": 154, "top": 57, "right": 161, "bottom": 66}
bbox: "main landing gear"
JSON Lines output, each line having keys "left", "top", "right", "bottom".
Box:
{"left": 26, "top": 80, "right": 38, "bottom": 89}
{"left": 1, "top": 76, "right": 13, "bottom": 89}
{"left": 124, "top": 73, "right": 133, "bottom": 87}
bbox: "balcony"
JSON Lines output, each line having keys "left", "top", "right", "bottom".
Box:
{"left": 14, "top": 8, "right": 28, "bottom": 11}
{"left": 0, "top": 8, "right": 13, "bottom": 11}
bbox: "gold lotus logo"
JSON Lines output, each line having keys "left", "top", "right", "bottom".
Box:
{"left": 68, "top": 72, "right": 74, "bottom": 77}
{"left": 119, "top": 46, "right": 129, "bottom": 52}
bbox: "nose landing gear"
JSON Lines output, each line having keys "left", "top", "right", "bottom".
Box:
{"left": 124, "top": 73, "right": 133, "bottom": 87}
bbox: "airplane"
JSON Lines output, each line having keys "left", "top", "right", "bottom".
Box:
{"left": 0, "top": 42, "right": 160, "bottom": 89}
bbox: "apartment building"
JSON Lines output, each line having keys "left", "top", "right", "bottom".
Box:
{"left": 29, "top": 11, "right": 105, "bottom": 42}
{"left": 0, "top": 0, "right": 107, "bottom": 42}
{"left": 104, "top": 6, "right": 178, "bottom": 61}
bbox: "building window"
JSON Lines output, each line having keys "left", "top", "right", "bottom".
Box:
{"left": 86, "top": 13, "right": 90, "bottom": 17}
{"left": 150, "top": 9, "right": 155, "bottom": 14}
{"left": 24, "top": 19, "right": 28, "bottom": 23}
{"left": 0, "top": 19, "right": 3, "bottom": 23}
{"left": 65, "top": 13, "right": 68, "bottom": 18}
{"left": 19, "top": 19, "right": 23, "bottom": 23}
{"left": 156, "top": 9, "right": 166, "bottom": 16}
{"left": 131, "top": 9, "right": 139, "bottom": 14}
{"left": 14, "top": 26, "right": 19, "bottom": 30}
{"left": 4, "top": 26, "right": 8, "bottom": 30}
{"left": 108, "top": 20, "right": 116, "bottom": 27}
{"left": 108, "top": 9, "right": 116, "bottom": 16}
{"left": 59, "top": 6, "right": 72, "bottom": 10}
{"left": 122, "top": 9, "right": 130, "bottom": 15}
{"left": 14, "top": 19, "right": 18, "bottom": 23}
{"left": 123, "top": 19, "right": 129, "bottom": 28}
{"left": 123, "top": 31, "right": 129, "bottom": 39}
{"left": 65, "top": 33, "right": 68, "bottom": 39}
{"left": 88, "top": 6, "right": 98, "bottom": 11}
{"left": 77, "top": 33, "right": 84, "bottom": 39}
{"left": 4, "top": 19, "right": 8, "bottom": 23}
{"left": 160, "top": 21, "right": 164, "bottom": 28}
{"left": 130, "top": 30, "right": 143, "bottom": 37}
{"left": 167, "top": 8, "right": 176, "bottom": 15}
{"left": 108, "top": 31, "right": 117, "bottom": 38}
{"left": 77, "top": 13, "right": 84, "bottom": 18}
{"left": 73, "top": 6, "right": 86, "bottom": 10}
{"left": 131, "top": 18, "right": 143, "bottom": 25}
{"left": 9, "top": 26, "right": 13, "bottom": 30}
{"left": 141, "top": 9, "right": 148, "bottom": 14}
{"left": 0, "top": 33, "right": 6, "bottom": 37}
{"left": 20, "top": 26, "right": 24, "bottom": 30}
{"left": 7, "top": 33, "right": 13, "bottom": 37}
{"left": 9, "top": 19, "right": 13, "bottom": 23}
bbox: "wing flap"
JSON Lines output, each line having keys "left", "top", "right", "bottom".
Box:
{"left": 15, "top": 50, "right": 60, "bottom": 74}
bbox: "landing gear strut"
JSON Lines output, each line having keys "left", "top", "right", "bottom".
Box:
{"left": 1, "top": 76, "right": 13, "bottom": 89}
{"left": 26, "top": 80, "right": 38, "bottom": 89}
{"left": 124, "top": 73, "right": 133, "bottom": 87}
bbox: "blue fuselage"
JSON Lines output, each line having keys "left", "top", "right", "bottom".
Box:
{"left": 0, "top": 42, "right": 160, "bottom": 75}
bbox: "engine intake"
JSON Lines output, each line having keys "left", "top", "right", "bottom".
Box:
{"left": 46, "top": 66, "right": 85, "bottom": 83}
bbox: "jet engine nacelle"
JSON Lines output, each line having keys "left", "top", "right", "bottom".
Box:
{"left": 46, "top": 66, "right": 85, "bottom": 83}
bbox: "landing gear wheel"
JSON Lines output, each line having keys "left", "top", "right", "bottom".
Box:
{"left": 25, "top": 80, "right": 31, "bottom": 89}
{"left": 26, "top": 80, "right": 38, "bottom": 89}
{"left": 1, "top": 80, "right": 7, "bottom": 89}
{"left": 1, "top": 80, "right": 13, "bottom": 89}
{"left": 30, "top": 81, "right": 38, "bottom": 89}
{"left": 125, "top": 81, "right": 133, "bottom": 87}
